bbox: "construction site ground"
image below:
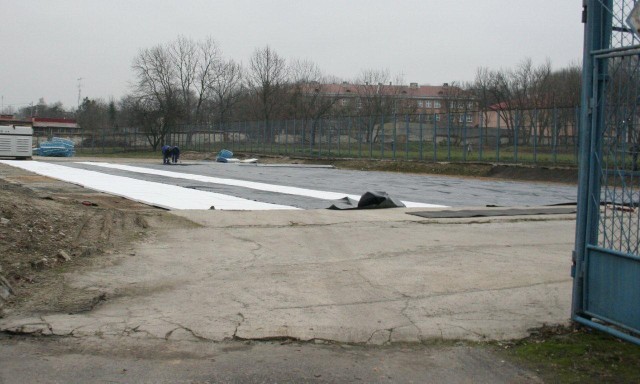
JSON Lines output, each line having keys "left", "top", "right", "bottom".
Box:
{"left": 0, "top": 156, "right": 589, "bottom": 383}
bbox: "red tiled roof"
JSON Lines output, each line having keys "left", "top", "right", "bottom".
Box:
{"left": 32, "top": 117, "right": 77, "bottom": 123}
{"left": 307, "top": 83, "right": 461, "bottom": 99}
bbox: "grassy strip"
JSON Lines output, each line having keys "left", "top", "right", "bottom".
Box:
{"left": 496, "top": 325, "right": 640, "bottom": 383}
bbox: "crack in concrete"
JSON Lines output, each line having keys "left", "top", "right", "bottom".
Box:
{"left": 227, "top": 235, "right": 263, "bottom": 265}
{"left": 232, "top": 312, "right": 245, "bottom": 339}
{"left": 354, "top": 269, "right": 411, "bottom": 300}
{"left": 39, "top": 315, "right": 54, "bottom": 335}
{"left": 414, "top": 217, "right": 574, "bottom": 225}
{"left": 121, "top": 324, "right": 158, "bottom": 339}
{"left": 446, "top": 324, "right": 487, "bottom": 339}
{"left": 160, "top": 319, "right": 211, "bottom": 341}
{"left": 271, "top": 279, "right": 571, "bottom": 311}
{"left": 209, "top": 220, "right": 416, "bottom": 230}
{"left": 400, "top": 299, "right": 422, "bottom": 341}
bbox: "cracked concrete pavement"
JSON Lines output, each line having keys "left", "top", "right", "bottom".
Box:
{"left": 0, "top": 207, "right": 575, "bottom": 345}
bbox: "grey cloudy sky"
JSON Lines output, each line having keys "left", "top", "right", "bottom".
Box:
{"left": 1, "top": 0, "right": 584, "bottom": 111}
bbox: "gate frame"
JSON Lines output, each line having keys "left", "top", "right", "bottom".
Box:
{"left": 572, "top": 0, "right": 640, "bottom": 344}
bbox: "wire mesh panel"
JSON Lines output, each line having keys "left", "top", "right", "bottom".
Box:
{"left": 611, "top": 0, "right": 640, "bottom": 48}
{"left": 597, "top": 53, "right": 640, "bottom": 255}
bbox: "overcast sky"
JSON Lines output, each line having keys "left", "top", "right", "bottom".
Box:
{"left": 1, "top": 0, "right": 584, "bottom": 111}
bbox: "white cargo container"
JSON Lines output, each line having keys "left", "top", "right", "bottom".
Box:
{"left": 0, "top": 125, "right": 33, "bottom": 159}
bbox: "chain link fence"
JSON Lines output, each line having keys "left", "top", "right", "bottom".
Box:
{"left": 36, "top": 108, "right": 580, "bottom": 165}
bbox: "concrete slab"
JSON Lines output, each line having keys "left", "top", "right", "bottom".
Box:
{"left": 1, "top": 208, "right": 576, "bottom": 344}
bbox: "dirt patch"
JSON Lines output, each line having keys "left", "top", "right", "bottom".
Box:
{"left": 0, "top": 167, "right": 160, "bottom": 317}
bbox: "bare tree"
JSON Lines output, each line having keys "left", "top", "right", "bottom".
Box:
{"left": 287, "top": 60, "right": 343, "bottom": 145}
{"left": 167, "top": 36, "right": 224, "bottom": 124}
{"left": 193, "top": 37, "right": 223, "bottom": 123}
{"left": 353, "top": 69, "right": 407, "bottom": 142}
{"left": 168, "top": 36, "right": 198, "bottom": 123}
{"left": 247, "top": 45, "right": 289, "bottom": 133}
{"left": 131, "top": 44, "right": 181, "bottom": 149}
{"left": 120, "top": 94, "right": 167, "bottom": 151}
{"left": 473, "top": 58, "right": 556, "bottom": 144}
{"left": 209, "top": 59, "right": 244, "bottom": 124}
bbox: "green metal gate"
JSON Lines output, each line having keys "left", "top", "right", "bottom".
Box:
{"left": 573, "top": 0, "right": 640, "bottom": 343}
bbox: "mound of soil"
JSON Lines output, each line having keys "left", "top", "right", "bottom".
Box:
{"left": 0, "top": 177, "right": 152, "bottom": 316}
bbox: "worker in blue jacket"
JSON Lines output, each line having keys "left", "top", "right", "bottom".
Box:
{"left": 161, "top": 145, "right": 172, "bottom": 164}
{"left": 171, "top": 146, "right": 180, "bottom": 164}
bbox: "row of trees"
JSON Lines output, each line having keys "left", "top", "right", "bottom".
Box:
{"left": 18, "top": 36, "right": 583, "bottom": 149}
{"left": 473, "top": 59, "right": 581, "bottom": 144}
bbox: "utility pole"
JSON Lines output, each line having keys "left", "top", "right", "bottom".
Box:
{"left": 77, "top": 77, "right": 83, "bottom": 109}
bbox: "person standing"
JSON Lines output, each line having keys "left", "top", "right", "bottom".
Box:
{"left": 171, "top": 146, "right": 180, "bottom": 164}
{"left": 161, "top": 145, "right": 172, "bottom": 164}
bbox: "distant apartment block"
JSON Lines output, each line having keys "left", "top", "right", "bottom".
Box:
{"left": 307, "top": 82, "right": 478, "bottom": 124}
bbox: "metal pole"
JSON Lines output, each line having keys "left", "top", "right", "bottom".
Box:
{"left": 514, "top": 111, "right": 519, "bottom": 163}
{"left": 369, "top": 115, "right": 373, "bottom": 159}
{"left": 392, "top": 114, "right": 397, "bottom": 160}
{"left": 405, "top": 114, "right": 410, "bottom": 160}
{"left": 381, "top": 114, "right": 385, "bottom": 159}
{"left": 338, "top": 118, "right": 341, "bottom": 156}
{"left": 419, "top": 114, "right": 424, "bottom": 161}
{"left": 318, "top": 119, "right": 322, "bottom": 157}
{"left": 496, "top": 111, "right": 501, "bottom": 162}
{"left": 447, "top": 113, "right": 451, "bottom": 162}
{"left": 553, "top": 108, "right": 558, "bottom": 164}
{"left": 573, "top": 0, "right": 612, "bottom": 321}
{"left": 479, "top": 112, "right": 484, "bottom": 161}
{"left": 433, "top": 114, "right": 438, "bottom": 162}
{"left": 533, "top": 109, "right": 538, "bottom": 164}
{"left": 348, "top": 116, "right": 352, "bottom": 157}
{"left": 463, "top": 112, "right": 468, "bottom": 162}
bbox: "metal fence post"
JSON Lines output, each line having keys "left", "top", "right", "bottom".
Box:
{"left": 479, "top": 112, "right": 484, "bottom": 161}
{"left": 292, "top": 118, "right": 297, "bottom": 155}
{"left": 337, "top": 118, "right": 341, "bottom": 156}
{"left": 514, "top": 110, "right": 519, "bottom": 163}
{"left": 283, "top": 119, "right": 288, "bottom": 154}
{"left": 369, "top": 115, "right": 373, "bottom": 159}
{"left": 380, "top": 114, "right": 385, "bottom": 159}
{"left": 447, "top": 113, "right": 451, "bottom": 162}
{"left": 574, "top": 106, "right": 579, "bottom": 163}
{"left": 533, "top": 109, "right": 538, "bottom": 164}
{"left": 270, "top": 121, "right": 274, "bottom": 154}
{"left": 404, "top": 114, "right": 409, "bottom": 160}
{"left": 463, "top": 112, "right": 468, "bottom": 162}
{"left": 496, "top": 111, "right": 501, "bottom": 162}
{"left": 348, "top": 116, "right": 352, "bottom": 157}
{"left": 318, "top": 119, "right": 322, "bottom": 157}
{"left": 553, "top": 108, "right": 558, "bottom": 164}
{"left": 392, "top": 114, "right": 397, "bottom": 160}
{"left": 419, "top": 114, "right": 424, "bottom": 161}
{"left": 358, "top": 117, "right": 363, "bottom": 158}
{"left": 433, "top": 114, "right": 438, "bottom": 162}
{"left": 328, "top": 119, "right": 332, "bottom": 156}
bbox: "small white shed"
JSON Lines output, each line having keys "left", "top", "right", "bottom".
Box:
{"left": 0, "top": 125, "right": 33, "bottom": 159}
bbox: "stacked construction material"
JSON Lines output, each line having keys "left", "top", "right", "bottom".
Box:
{"left": 215, "top": 149, "right": 258, "bottom": 163}
{"left": 36, "top": 137, "right": 76, "bottom": 157}
{"left": 215, "top": 149, "right": 234, "bottom": 162}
